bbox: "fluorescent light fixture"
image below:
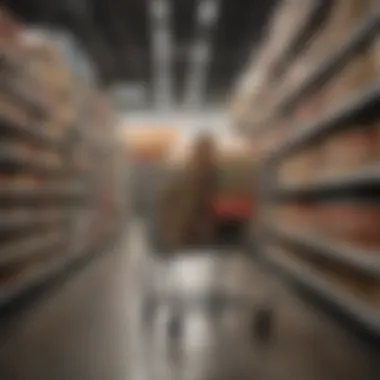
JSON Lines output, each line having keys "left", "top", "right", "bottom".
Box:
{"left": 149, "top": 0, "right": 174, "bottom": 110}
{"left": 184, "top": 0, "right": 221, "bottom": 109}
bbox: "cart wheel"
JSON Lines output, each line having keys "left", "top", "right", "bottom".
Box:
{"left": 251, "top": 305, "right": 274, "bottom": 344}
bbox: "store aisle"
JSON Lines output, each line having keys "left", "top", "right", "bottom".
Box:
{"left": 0, "top": 221, "right": 379, "bottom": 380}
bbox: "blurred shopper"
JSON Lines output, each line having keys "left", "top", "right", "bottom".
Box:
{"left": 158, "top": 133, "right": 217, "bottom": 253}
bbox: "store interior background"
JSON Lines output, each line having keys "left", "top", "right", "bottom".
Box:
{"left": 1, "top": 1, "right": 380, "bottom": 379}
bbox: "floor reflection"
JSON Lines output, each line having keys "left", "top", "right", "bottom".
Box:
{"left": 129, "top": 248, "right": 271, "bottom": 380}
{"left": 127, "top": 232, "right": 380, "bottom": 380}
{"left": 137, "top": 297, "right": 257, "bottom": 380}
{"left": 0, "top": 222, "right": 378, "bottom": 380}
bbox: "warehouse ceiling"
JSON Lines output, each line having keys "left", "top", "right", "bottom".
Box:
{"left": 4, "top": 0, "right": 277, "bottom": 110}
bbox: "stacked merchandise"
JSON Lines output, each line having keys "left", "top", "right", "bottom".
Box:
{"left": 124, "top": 127, "right": 178, "bottom": 219}
{"left": 231, "top": 0, "right": 380, "bottom": 337}
{"left": 0, "top": 9, "right": 122, "bottom": 306}
{"left": 157, "top": 136, "right": 212, "bottom": 251}
{"left": 85, "top": 91, "right": 123, "bottom": 247}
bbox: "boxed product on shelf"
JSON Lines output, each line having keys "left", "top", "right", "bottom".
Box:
{"left": 288, "top": 54, "right": 330, "bottom": 125}
{"left": 0, "top": 93, "right": 36, "bottom": 127}
{"left": 231, "top": 0, "right": 322, "bottom": 132}
{"left": 279, "top": 0, "right": 375, "bottom": 124}
{"left": 293, "top": 91, "right": 326, "bottom": 127}
{"left": 314, "top": 0, "right": 373, "bottom": 59}
{"left": 0, "top": 7, "right": 123, "bottom": 306}
{"left": 0, "top": 102, "right": 58, "bottom": 144}
{"left": 278, "top": 144, "right": 322, "bottom": 186}
{"left": 264, "top": 0, "right": 316, "bottom": 68}
{"left": 15, "top": 34, "right": 76, "bottom": 132}
{"left": 0, "top": 173, "right": 41, "bottom": 190}
{"left": 2, "top": 59, "right": 49, "bottom": 120}
{"left": 317, "top": 200, "right": 380, "bottom": 252}
{"left": 2, "top": 70, "right": 49, "bottom": 115}
{"left": 1, "top": 29, "right": 77, "bottom": 145}
{"left": 326, "top": 41, "right": 378, "bottom": 112}
{"left": 20, "top": 34, "right": 74, "bottom": 97}
{"left": 253, "top": 124, "right": 291, "bottom": 160}
{"left": 278, "top": 40, "right": 321, "bottom": 99}
{"left": 319, "top": 126, "right": 377, "bottom": 179}
{"left": 273, "top": 202, "right": 320, "bottom": 233}
{"left": 80, "top": 91, "right": 119, "bottom": 245}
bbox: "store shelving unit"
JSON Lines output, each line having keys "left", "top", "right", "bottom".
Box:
{"left": 0, "top": 10, "right": 124, "bottom": 310}
{"left": 267, "top": 84, "right": 380, "bottom": 162}
{"left": 264, "top": 248, "right": 380, "bottom": 338}
{"left": 269, "top": 227, "right": 380, "bottom": 279}
{"left": 232, "top": 1, "right": 380, "bottom": 340}
{"left": 0, "top": 116, "right": 57, "bottom": 146}
{"left": 277, "top": 12, "right": 379, "bottom": 117}
{"left": 257, "top": 11, "right": 380, "bottom": 134}
{"left": 270, "top": 0, "right": 333, "bottom": 80}
{"left": 272, "top": 165, "right": 380, "bottom": 201}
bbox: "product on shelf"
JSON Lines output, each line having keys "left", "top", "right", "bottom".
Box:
{"left": 273, "top": 202, "right": 320, "bottom": 233}
{"left": 319, "top": 126, "right": 377, "bottom": 178}
{"left": 265, "top": 0, "right": 316, "bottom": 69}
{"left": 0, "top": 94, "right": 35, "bottom": 127}
{"left": 316, "top": 201, "right": 380, "bottom": 252}
{"left": 329, "top": 45, "right": 377, "bottom": 107}
{"left": 314, "top": 0, "right": 373, "bottom": 59}
{"left": 278, "top": 145, "right": 322, "bottom": 186}
{"left": 229, "top": 0, "right": 380, "bottom": 336}
{"left": 0, "top": 7, "right": 121, "bottom": 305}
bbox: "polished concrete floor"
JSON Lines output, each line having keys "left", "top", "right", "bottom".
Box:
{"left": 0, "top": 221, "right": 379, "bottom": 380}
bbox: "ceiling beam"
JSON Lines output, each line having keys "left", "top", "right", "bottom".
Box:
{"left": 184, "top": 0, "right": 221, "bottom": 110}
